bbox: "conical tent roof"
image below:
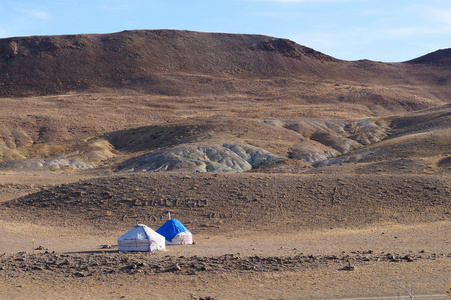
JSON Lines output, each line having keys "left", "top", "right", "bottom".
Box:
{"left": 117, "top": 224, "right": 166, "bottom": 252}
{"left": 156, "top": 219, "right": 190, "bottom": 242}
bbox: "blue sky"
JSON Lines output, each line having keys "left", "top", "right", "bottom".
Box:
{"left": 1, "top": 0, "right": 450, "bottom": 62}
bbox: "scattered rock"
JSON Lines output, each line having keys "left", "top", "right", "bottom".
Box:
{"left": 74, "top": 271, "right": 85, "bottom": 277}
{"left": 340, "top": 260, "right": 355, "bottom": 271}
{"left": 401, "top": 255, "right": 414, "bottom": 262}
{"left": 172, "top": 264, "right": 181, "bottom": 271}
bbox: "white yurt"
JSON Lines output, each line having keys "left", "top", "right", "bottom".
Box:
{"left": 117, "top": 224, "right": 166, "bottom": 252}
{"left": 156, "top": 219, "right": 193, "bottom": 245}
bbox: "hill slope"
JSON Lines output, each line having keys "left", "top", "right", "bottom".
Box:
{"left": 406, "top": 48, "right": 451, "bottom": 66}
{"left": 3, "top": 173, "right": 450, "bottom": 232}
{"left": 0, "top": 30, "right": 340, "bottom": 96}
{"left": 0, "top": 30, "right": 450, "bottom": 103}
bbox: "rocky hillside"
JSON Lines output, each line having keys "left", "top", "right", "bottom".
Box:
{"left": 0, "top": 30, "right": 450, "bottom": 175}
{"left": 0, "top": 103, "right": 449, "bottom": 174}
{"left": 4, "top": 172, "right": 450, "bottom": 232}
{"left": 0, "top": 30, "right": 340, "bottom": 96}
{"left": 0, "top": 30, "right": 450, "bottom": 101}
{"left": 407, "top": 48, "right": 451, "bottom": 66}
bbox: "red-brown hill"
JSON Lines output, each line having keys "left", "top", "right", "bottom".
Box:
{"left": 0, "top": 30, "right": 450, "bottom": 102}
{"left": 0, "top": 30, "right": 340, "bottom": 96}
{"left": 406, "top": 48, "right": 451, "bottom": 66}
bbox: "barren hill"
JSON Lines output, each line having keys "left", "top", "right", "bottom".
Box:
{"left": 406, "top": 48, "right": 451, "bottom": 66}
{"left": 4, "top": 172, "right": 450, "bottom": 232}
{"left": 0, "top": 30, "right": 450, "bottom": 299}
{"left": 0, "top": 30, "right": 341, "bottom": 96}
{"left": 0, "top": 30, "right": 450, "bottom": 106}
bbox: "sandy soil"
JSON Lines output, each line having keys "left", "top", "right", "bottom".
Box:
{"left": 0, "top": 171, "right": 449, "bottom": 299}
{"left": 0, "top": 220, "right": 449, "bottom": 299}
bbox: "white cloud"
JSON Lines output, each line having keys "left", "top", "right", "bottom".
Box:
{"left": 24, "top": 10, "right": 52, "bottom": 20}
{"left": 0, "top": 9, "right": 53, "bottom": 38}
{"left": 386, "top": 8, "right": 451, "bottom": 37}
{"left": 386, "top": 27, "right": 447, "bottom": 37}
{"left": 250, "top": 0, "right": 354, "bottom": 2}
{"left": 429, "top": 9, "right": 451, "bottom": 26}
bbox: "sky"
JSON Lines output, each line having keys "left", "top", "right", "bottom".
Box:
{"left": 1, "top": 0, "right": 450, "bottom": 62}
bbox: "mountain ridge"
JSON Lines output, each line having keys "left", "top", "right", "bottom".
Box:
{"left": 406, "top": 48, "right": 451, "bottom": 65}
{"left": 0, "top": 29, "right": 449, "bottom": 98}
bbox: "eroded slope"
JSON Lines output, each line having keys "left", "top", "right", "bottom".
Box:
{"left": 3, "top": 173, "right": 450, "bottom": 233}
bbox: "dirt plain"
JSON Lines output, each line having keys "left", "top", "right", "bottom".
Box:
{"left": 0, "top": 30, "right": 450, "bottom": 299}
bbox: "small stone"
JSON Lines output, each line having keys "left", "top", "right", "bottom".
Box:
{"left": 340, "top": 260, "right": 355, "bottom": 271}
{"left": 405, "top": 256, "right": 414, "bottom": 262}
{"left": 74, "top": 271, "right": 85, "bottom": 277}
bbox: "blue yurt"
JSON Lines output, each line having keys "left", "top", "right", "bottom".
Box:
{"left": 156, "top": 219, "right": 193, "bottom": 245}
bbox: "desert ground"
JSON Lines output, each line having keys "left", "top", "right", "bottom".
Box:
{"left": 0, "top": 30, "right": 450, "bottom": 299}
{"left": 0, "top": 171, "right": 449, "bottom": 299}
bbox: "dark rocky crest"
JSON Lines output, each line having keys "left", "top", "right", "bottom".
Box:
{"left": 406, "top": 48, "right": 451, "bottom": 66}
